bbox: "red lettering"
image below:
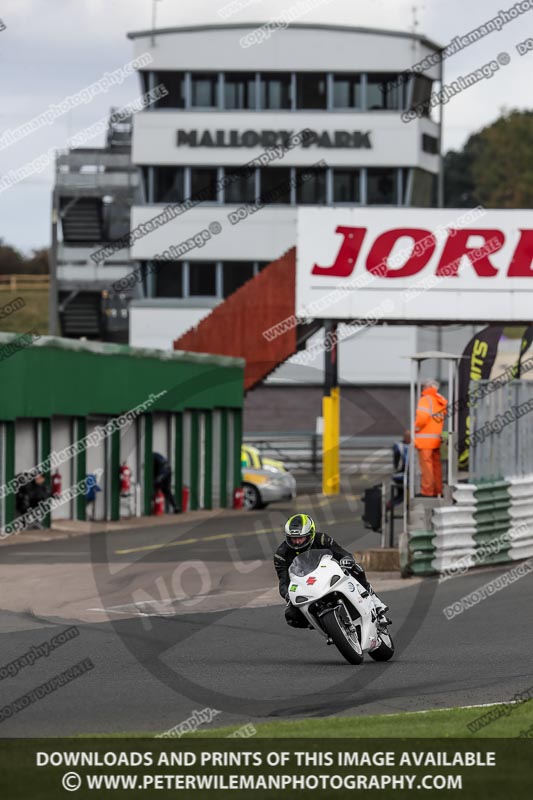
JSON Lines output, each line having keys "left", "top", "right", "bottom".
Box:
{"left": 508, "top": 229, "right": 533, "bottom": 276}
{"left": 311, "top": 227, "right": 366, "bottom": 277}
{"left": 311, "top": 225, "right": 533, "bottom": 280}
{"left": 436, "top": 229, "right": 504, "bottom": 276}
{"left": 366, "top": 229, "right": 435, "bottom": 278}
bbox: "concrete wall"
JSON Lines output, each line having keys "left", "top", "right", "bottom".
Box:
{"left": 86, "top": 417, "right": 107, "bottom": 521}
{"left": 130, "top": 303, "right": 214, "bottom": 350}
{"left": 130, "top": 25, "right": 442, "bottom": 77}
{"left": 14, "top": 420, "right": 37, "bottom": 474}
{"left": 132, "top": 110, "right": 438, "bottom": 171}
{"left": 244, "top": 385, "right": 410, "bottom": 436}
{"left": 50, "top": 417, "right": 74, "bottom": 521}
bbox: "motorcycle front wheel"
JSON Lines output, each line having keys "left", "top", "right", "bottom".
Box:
{"left": 321, "top": 607, "right": 364, "bottom": 665}
{"left": 369, "top": 631, "right": 395, "bottom": 661}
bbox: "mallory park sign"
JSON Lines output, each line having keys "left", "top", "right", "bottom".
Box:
{"left": 176, "top": 129, "right": 372, "bottom": 149}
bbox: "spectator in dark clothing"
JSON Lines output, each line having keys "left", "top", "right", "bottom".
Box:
{"left": 153, "top": 453, "right": 178, "bottom": 513}
{"left": 389, "top": 430, "right": 410, "bottom": 508}
{"left": 15, "top": 472, "right": 50, "bottom": 529}
{"left": 15, "top": 473, "right": 32, "bottom": 517}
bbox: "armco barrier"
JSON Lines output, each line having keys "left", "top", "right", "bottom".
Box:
{"left": 406, "top": 476, "right": 533, "bottom": 576}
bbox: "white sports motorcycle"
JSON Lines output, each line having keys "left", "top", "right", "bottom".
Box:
{"left": 288, "top": 549, "right": 394, "bottom": 665}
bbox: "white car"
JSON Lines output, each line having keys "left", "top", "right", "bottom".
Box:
{"left": 241, "top": 445, "right": 297, "bottom": 510}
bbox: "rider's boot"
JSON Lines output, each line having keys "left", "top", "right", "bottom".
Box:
{"left": 368, "top": 584, "right": 392, "bottom": 628}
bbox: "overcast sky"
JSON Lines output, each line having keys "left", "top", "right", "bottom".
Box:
{"left": 1, "top": 0, "right": 530, "bottom": 253}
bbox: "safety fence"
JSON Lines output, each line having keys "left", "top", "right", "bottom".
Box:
{"left": 406, "top": 477, "right": 533, "bottom": 576}
{"left": 405, "top": 378, "right": 533, "bottom": 575}
{"left": 470, "top": 379, "right": 533, "bottom": 480}
{"left": 243, "top": 433, "right": 394, "bottom": 475}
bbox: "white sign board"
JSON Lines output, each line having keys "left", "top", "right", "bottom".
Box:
{"left": 296, "top": 208, "right": 533, "bottom": 323}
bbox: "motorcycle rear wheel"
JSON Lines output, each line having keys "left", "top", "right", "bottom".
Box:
{"left": 321, "top": 607, "right": 364, "bottom": 665}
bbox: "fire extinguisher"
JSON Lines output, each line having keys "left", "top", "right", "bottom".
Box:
{"left": 153, "top": 489, "right": 165, "bottom": 516}
{"left": 233, "top": 487, "right": 244, "bottom": 510}
{"left": 181, "top": 485, "right": 189, "bottom": 513}
{"left": 51, "top": 470, "right": 62, "bottom": 497}
{"left": 119, "top": 462, "right": 131, "bottom": 495}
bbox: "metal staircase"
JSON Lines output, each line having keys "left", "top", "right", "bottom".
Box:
{"left": 60, "top": 198, "right": 103, "bottom": 244}
{"left": 59, "top": 292, "right": 102, "bottom": 338}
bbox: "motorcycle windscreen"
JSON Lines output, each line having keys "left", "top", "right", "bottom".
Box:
{"left": 289, "top": 549, "right": 333, "bottom": 577}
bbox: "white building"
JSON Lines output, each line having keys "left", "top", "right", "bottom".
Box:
{"left": 127, "top": 22, "right": 447, "bottom": 382}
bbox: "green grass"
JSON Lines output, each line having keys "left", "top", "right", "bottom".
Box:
{"left": 84, "top": 701, "right": 533, "bottom": 738}
{"left": 0, "top": 290, "right": 49, "bottom": 334}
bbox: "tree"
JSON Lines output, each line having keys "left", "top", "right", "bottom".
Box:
{"left": 25, "top": 248, "right": 49, "bottom": 275}
{"left": 444, "top": 110, "right": 533, "bottom": 208}
{"left": 0, "top": 239, "right": 25, "bottom": 275}
{"left": 0, "top": 240, "right": 49, "bottom": 274}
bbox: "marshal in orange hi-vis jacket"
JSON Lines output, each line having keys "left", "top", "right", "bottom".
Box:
{"left": 415, "top": 381, "right": 448, "bottom": 497}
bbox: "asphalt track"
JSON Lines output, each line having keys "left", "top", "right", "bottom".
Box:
{"left": 0, "top": 493, "right": 532, "bottom": 736}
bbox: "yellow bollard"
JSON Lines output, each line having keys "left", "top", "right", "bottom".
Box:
{"left": 322, "top": 389, "right": 340, "bottom": 495}
{"left": 331, "top": 387, "right": 340, "bottom": 494}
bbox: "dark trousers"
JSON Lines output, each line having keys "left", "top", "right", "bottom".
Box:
{"left": 155, "top": 472, "right": 177, "bottom": 512}
{"left": 285, "top": 604, "right": 309, "bottom": 628}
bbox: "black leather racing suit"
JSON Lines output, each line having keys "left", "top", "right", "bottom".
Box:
{"left": 274, "top": 532, "right": 371, "bottom": 628}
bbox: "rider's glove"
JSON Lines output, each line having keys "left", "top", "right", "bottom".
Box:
{"left": 340, "top": 556, "right": 355, "bottom": 570}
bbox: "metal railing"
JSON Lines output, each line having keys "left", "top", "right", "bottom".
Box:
{"left": 55, "top": 172, "right": 139, "bottom": 191}
{"left": 243, "top": 433, "right": 395, "bottom": 475}
{"left": 470, "top": 380, "right": 533, "bottom": 480}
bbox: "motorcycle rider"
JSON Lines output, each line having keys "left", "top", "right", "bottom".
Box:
{"left": 274, "top": 513, "right": 391, "bottom": 631}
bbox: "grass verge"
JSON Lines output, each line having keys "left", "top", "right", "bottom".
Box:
{"left": 0, "top": 290, "right": 49, "bottom": 334}
{"left": 85, "top": 701, "right": 533, "bottom": 738}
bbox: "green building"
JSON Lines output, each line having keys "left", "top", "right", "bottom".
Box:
{"left": 0, "top": 334, "right": 244, "bottom": 530}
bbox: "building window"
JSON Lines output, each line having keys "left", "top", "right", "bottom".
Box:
{"left": 367, "top": 168, "right": 398, "bottom": 204}
{"left": 188, "top": 262, "right": 217, "bottom": 296}
{"left": 332, "top": 74, "right": 361, "bottom": 109}
{"left": 155, "top": 261, "right": 183, "bottom": 298}
{"left": 141, "top": 166, "right": 150, "bottom": 202}
{"left": 140, "top": 71, "right": 150, "bottom": 95}
{"left": 296, "top": 168, "right": 327, "bottom": 205}
{"left": 189, "top": 168, "right": 218, "bottom": 202}
{"left": 224, "top": 73, "right": 256, "bottom": 109}
{"left": 333, "top": 169, "right": 361, "bottom": 203}
{"left": 400, "top": 168, "right": 410, "bottom": 205}
{"left": 224, "top": 168, "right": 256, "bottom": 203}
{"left": 411, "top": 169, "right": 437, "bottom": 206}
{"left": 260, "top": 168, "right": 292, "bottom": 204}
{"left": 153, "top": 167, "right": 185, "bottom": 203}
{"left": 410, "top": 75, "right": 433, "bottom": 118}
{"left": 260, "top": 73, "right": 292, "bottom": 109}
{"left": 422, "top": 133, "right": 438, "bottom": 154}
{"left": 296, "top": 73, "right": 327, "bottom": 109}
{"left": 366, "top": 73, "right": 403, "bottom": 110}
{"left": 190, "top": 73, "right": 218, "bottom": 107}
{"left": 153, "top": 71, "right": 185, "bottom": 108}
{"left": 223, "top": 262, "right": 255, "bottom": 298}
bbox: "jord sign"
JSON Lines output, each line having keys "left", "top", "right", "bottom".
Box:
{"left": 296, "top": 208, "right": 533, "bottom": 323}
{"left": 176, "top": 129, "right": 372, "bottom": 149}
